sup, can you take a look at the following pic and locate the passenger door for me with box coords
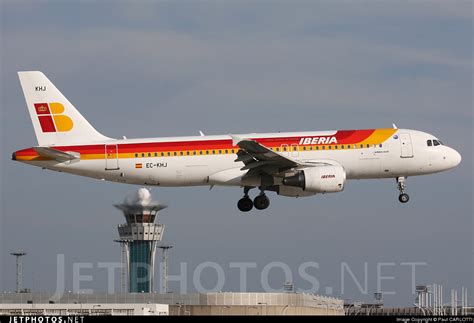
[399,133,414,158]
[105,144,120,170]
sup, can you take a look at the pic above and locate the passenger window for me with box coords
[161,152,164,157]
[303,146,306,151]
[316,146,319,150]
[427,140,432,147]
[199,151,203,155]
[225,149,228,154]
[309,146,313,151]
[141,153,145,157]
[174,152,177,156]
[193,151,196,155]
[154,152,158,157]
[293,146,297,151]
[366,144,370,148]
[335,145,338,150]
[186,151,190,156]
[341,145,344,149]
[135,153,138,157]
[219,150,222,154]
[180,152,183,156]
[328,146,332,150]
[276,148,280,152]
[360,144,363,149]
[379,144,382,148]
[283,147,287,152]
[148,153,151,157]
[322,146,325,150]
[212,150,215,154]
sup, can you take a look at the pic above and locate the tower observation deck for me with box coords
[115,188,167,293]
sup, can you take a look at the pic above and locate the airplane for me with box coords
[12,71,462,212]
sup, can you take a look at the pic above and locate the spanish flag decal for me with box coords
[135,163,142,169]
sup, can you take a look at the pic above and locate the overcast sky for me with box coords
[0,1,472,306]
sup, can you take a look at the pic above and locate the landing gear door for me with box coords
[399,133,414,158]
[105,144,120,170]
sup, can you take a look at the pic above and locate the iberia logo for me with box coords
[34,102,73,132]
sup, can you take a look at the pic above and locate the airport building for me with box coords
[0,292,344,315]
[0,303,168,316]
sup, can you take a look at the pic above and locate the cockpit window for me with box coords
[427,140,432,147]
[433,140,440,146]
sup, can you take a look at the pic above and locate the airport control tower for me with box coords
[115,188,167,293]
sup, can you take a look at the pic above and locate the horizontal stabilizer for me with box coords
[33,146,80,162]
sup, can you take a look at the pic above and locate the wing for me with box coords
[230,135,302,178]
[231,135,335,178]
[33,146,80,162]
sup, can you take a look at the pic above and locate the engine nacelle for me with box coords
[276,185,317,197]
[282,166,346,193]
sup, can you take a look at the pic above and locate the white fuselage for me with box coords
[14,128,461,193]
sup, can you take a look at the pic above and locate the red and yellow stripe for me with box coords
[13,129,397,161]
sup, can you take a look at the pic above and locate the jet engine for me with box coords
[282,165,346,193]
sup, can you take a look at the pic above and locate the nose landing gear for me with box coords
[396,177,410,203]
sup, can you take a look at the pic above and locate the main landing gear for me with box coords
[237,187,270,212]
[396,177,409,203]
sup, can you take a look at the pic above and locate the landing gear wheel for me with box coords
[238,197,253,212]
[253,194,270,210]
[396,177,410,204]
[399,193,409,203]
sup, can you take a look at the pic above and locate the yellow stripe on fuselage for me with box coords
[16,129,398,162]
[359,128,397,145]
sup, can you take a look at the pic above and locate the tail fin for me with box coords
[18,71,110,146]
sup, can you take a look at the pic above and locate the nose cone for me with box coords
[451,148,462,167]
[447,147,461,169]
